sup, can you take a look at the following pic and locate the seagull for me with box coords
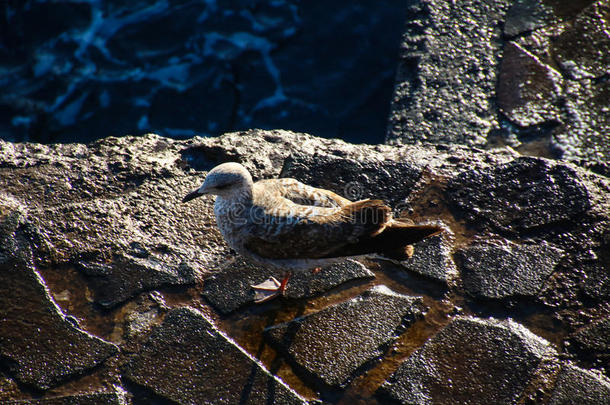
[183,162,442,302]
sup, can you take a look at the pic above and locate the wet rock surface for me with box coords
[387,0,609,171]
[265,286,425,389]
[0,135,228,308]
[553,76,610,171]
[4,389,128,405]
[0,211,118,390]
[570,317,610,354]
[548,363,610,405]
[203,257,374,314]
[568,316,610,374]
[446,157,590,233]
[123,307,306,405]
[1,129,608,403]
[497,41,563,128]
[398,233,456,283]
[503,0,558,38]
[387,0,511,146]
[552,1,610,81]
[77,256,196,308]
[457,241,563,299]
[379,317,556,404]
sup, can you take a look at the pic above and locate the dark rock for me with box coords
[1,129,609,402]
[203,257,374,314]
[398,233,456,283]
[0,135,229,307]
[508,13,610,167]
[581,256,610,300]
[577,223,610,302]
[287,260,375,299]
[548,363,610,405]
[552,1,610,80]
[539,243,610,316]
[570,316,610,354]
[4,388,128,404]
[497,42,563,127]
[379,316,556,404]
[280,152,422,208]
[553,77,610,165]
[387,0,512,146]
[123,307,306,405]
[0,370,21,402]
[513,24,564,68]
[446,157,590,233]
[457,241,563,299]
[385,0,609,173]
[77,256,195,308]
[265,285,426,388]
[123,292,167,342]
[0,211,118,390]
[504,0,557,37]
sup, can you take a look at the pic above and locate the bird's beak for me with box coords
[182,188,206,203]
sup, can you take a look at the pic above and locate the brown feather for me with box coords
[244,198,441,261]
[338,199,392,236]
[243,199,391,259]
[322,221,443,260]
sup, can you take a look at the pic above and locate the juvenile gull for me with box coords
[183,162,442,302]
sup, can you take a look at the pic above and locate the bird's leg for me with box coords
[278,271,291,295]
[251,272,292,303]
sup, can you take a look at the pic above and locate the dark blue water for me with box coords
[0,0,406,145]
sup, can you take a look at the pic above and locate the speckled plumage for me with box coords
[183,162,442,272]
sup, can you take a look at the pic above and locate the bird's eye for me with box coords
[215,183,230,190]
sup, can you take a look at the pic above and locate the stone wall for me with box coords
[1,0,609,403]
[387,0,609,173]
[1,130,609,403]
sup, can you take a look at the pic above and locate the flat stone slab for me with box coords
[265,285,426,388]
[0,135,231,308]
[386,0,511,146]
[379,316,555,404]
[506,2,610,168]
[552,1,610,80]
[446,157,590,233]
[5,389,128,404]
[549,363,610,405]
[570,316,610,353]
[568,316,610,371]
[581,260,610,300]
[123,307,306,405]
[504,0,557,38]
[398,233,456,283]
[0,211,118,390]
[457,241,563,299]
[497,41,563,127]
[202,257,374,314]
[76,254,196,308]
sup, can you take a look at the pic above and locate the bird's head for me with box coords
[182,162,253,202]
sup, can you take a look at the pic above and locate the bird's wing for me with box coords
[243,199,391,259]
[256,178,351,208]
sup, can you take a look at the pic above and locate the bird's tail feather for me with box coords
[328,200,443,259]
[373,221,443,260]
